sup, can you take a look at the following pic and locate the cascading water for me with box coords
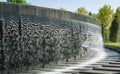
[0,2,108,73]
[40,21,107,74]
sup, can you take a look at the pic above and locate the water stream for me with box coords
[40,49,106,74]
[39,22,107,74]
[1,3,119,74]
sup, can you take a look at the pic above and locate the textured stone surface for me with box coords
[0,2,101,70]
[0,2,101,26]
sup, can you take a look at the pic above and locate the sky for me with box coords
[0,0,120,13]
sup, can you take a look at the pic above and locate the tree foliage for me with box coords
[92,14,97,18]
[97,5,113,41]
[77,7,88,15]
[7,0,28,4]
[110,7,120,42]
[115,7,120,25]
[97,5,113,28]
[88,12,92,16]
[109,18,119,42]
[60,7,66,11]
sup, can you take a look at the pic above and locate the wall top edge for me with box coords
[0,2,101,26]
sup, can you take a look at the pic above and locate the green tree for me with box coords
[97,5,113,42]
[88,12,97,18]
[110,7,120,42]
[92,14,97,18]
[60,7,66,11]
[116,7,120,25]
[89,12,92,16]
[77,7,88,15]
[7,0,28,4]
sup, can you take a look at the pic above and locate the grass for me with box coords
[104,43,120,47]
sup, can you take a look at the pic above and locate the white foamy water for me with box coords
[39,48,106,74]
[38,22,107,74]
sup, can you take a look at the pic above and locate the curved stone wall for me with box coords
[0,2,101,70]
[0,2,100,26]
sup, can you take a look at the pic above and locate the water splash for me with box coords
[40,48,106,74]
[39,22,107,74]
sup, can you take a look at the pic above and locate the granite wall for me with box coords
[0,2,101,70]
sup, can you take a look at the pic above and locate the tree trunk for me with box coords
[102,25,105,42]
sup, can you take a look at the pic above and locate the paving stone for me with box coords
[93,67,120,71]
[79,70,118,74]
[102,64,120,68]
[109,61,120,64]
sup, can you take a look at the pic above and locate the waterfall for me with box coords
[81,22,103,48]
[40,21,107,74]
